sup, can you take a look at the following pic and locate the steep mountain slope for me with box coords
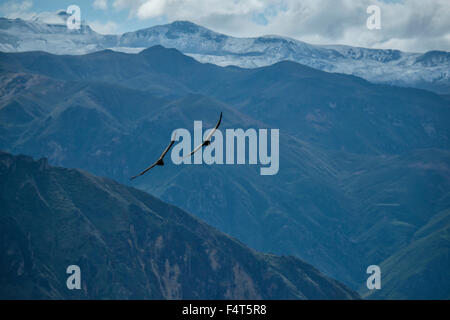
[0,17,448,93]
[0,151,358,299]
[0,47,449,298]
[360,208,450,299]
[0,71,358,287]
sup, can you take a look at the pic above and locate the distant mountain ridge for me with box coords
[0,17,449,93]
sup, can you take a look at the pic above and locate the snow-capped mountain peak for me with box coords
[0,17,448,93]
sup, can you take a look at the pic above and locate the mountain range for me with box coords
[0,16,449,94]
[0,151,359,299]
[0,45,449,299]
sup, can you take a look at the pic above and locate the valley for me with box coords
[0,46,448,298]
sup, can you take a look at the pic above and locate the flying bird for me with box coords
[183,112,222,159]
[130,132,177,180]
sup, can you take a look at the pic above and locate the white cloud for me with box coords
[93,0,108,11]
[0,0,33,18]
[112,0,450,52]
[137,0,166,18]
[0,1,68,24]
[90,20,119,34]
[2,0,448,52]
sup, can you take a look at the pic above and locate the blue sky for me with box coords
[0,0,448,52]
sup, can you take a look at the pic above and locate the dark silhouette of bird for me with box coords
[183,112,222,159]
[130,132,177,180]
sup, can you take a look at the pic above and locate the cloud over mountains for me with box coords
[0,0,449,52]
[112,0,450,52]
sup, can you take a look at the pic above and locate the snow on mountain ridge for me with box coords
[0,17,448,93]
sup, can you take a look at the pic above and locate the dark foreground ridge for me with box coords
[0,151,358,299]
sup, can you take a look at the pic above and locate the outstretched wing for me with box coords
[159,132,177,160]
[182,141,205,159]
[183,112,222,159]
[130,161,158,180]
